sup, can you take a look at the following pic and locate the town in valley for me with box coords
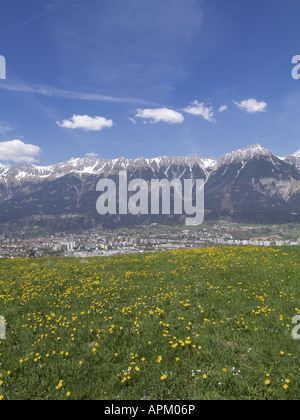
[1,221,299,259]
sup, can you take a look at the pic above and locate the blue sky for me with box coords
[0,0,300,166]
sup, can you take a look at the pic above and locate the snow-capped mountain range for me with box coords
[0,144,299,235]
[0,154,217,183]
[0,143,298,184]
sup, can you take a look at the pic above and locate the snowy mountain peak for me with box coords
[293,149,300,158]
[218,144,275,166]
[0,163,10,172]
[282,148,300,170]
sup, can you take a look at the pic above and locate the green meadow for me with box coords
[0,246,299,400]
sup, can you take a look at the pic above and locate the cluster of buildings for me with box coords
[0,222,299,259]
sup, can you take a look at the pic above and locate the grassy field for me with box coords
[0,246,299,400]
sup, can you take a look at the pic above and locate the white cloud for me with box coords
[218,105,228,113]
[57,114,113,131]
[234,98,267,114]
[0,140,41,163]
[86,152,98,158]
[183,100,215,122]
[128,117,137,125]
[135,108,184,124]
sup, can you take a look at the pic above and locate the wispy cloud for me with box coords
[85,152,98,158]
[0,125,14,134]
[0,81,156,105]
[128,117,137,125]
[218,105,228,113]
[0,2,60,35]
[183,100,215,123]
[16,8,53,28]
[52,0,204,91]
